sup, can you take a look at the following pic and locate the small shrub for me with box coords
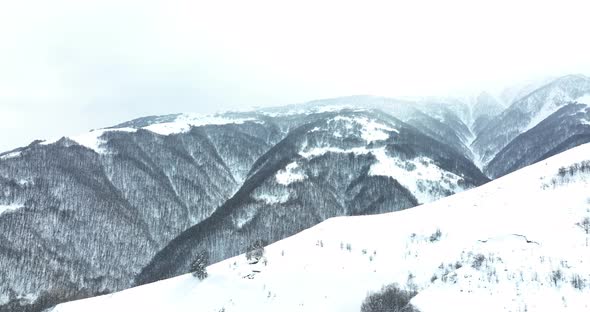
[577,217,590,235]
[430,274,438,283]
[551,269,563,287]
[472,254,486,270]
[571,274,586,290]
[360,284,420,312]
[429,229,442,242]
[246,240,267,262]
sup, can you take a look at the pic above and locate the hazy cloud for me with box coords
[1,0,589,151]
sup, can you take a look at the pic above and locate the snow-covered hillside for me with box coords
[53,143,590,312]
[38,113,258,154]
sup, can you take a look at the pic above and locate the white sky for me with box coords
[1,0,590,152]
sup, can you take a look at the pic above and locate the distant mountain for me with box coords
[471,74,590,166]
[486,102,590,178]
[261,95,475,160]
[499,76,556,106]
[471,92,505,137]
[135,110,487,285]
[53,141,590,312]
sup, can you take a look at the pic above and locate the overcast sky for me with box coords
[1,0,589,152]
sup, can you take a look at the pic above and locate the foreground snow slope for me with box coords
[54,144,590,312]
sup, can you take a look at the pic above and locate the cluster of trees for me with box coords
[360,283,419,312]
[558,160,590,177]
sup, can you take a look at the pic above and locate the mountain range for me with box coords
[1,74,590,312]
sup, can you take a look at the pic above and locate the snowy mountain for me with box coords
[499,76,557,107]
[262,95,475,160]
[134,110,487,286]
[0,106,484,312]
[0,116,284,312]
[5,78,590,312]
[53,142,590,312]
[486,102,590,178]
[471,74,590,166]
[470,92,505,137]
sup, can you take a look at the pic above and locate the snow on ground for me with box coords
[0,151,21,160]
[299,145,461,204]
[576,95,590,105]
[252,193,290,206]
[275,162,307,186]
[369,147,465,203]
[53,144,590,312]
[260,104,368,117]
[38,127,137,153]
[143,114,257,135]
[0,203,23,215]
[299,146,371,159]
[572,103,590,125]
[331,116,398,143]
[32,114,257,154]
[69,128,137,153]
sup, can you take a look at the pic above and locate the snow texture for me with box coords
[37,114,256,153]
[0,203,22,215]
[299,146,461,204]
[576,95,590,105]
[0,151,21,160]
[331,116,398,143]
[69,128,137,153]
[275,162,306,186]
[143,114,257,135]
[369,147,465,203]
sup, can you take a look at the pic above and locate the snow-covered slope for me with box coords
[54,143,590,312]
[36,113,258,154]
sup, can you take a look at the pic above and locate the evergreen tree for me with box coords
[191,250,209,280]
